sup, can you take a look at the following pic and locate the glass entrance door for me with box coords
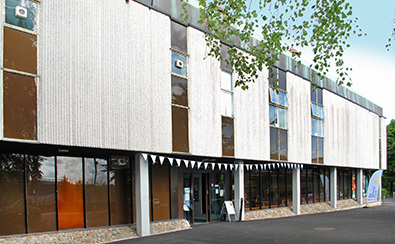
[210,173,225,221]
[192,173,208,223]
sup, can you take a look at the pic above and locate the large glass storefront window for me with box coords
[301,167,330,204]
[110,157,131,225]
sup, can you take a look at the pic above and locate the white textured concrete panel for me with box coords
[188,28,222,157]
[324,90,379,169]
[287,74,311,164]
[234,68,269,160]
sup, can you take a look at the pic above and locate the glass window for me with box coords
[171,51,187,77]
[5,0,38,32]
[269,67,277,87]
[286,169,293,206]
[270,170,279,207]
[278,170,286,207]
[318,106,325,119]
[313,169,320,202]
[110,156,131,225]
[317,119,323,137]
[269,105,278,127]
[171,75,188,107]
[278,69,286,90]
[279,91,288,107]
[211,173,225,220]
[317,88,323,105]
[27,155,56,233]
[4,27,37,74]
[222,117,234,157]
[312,118,317,136]
[269,88,279,104]
[307,169,313,203]
[172,106,189,152]
[0,153,26,235]
[260,170,270,208]
[279,108,287,129]
[319,169,325,202]
[250,171,260,210]
[311,87,316,103]
[221,91,233,117]
[318,137,324,164]
[3,71,37,140]
[220,45,232,70]
[312,136,317,163]
[279,129,287,161]
[171,21,187,53]
[85,158,109,228]
[244,172,251,210]
[270,128,279,160]
[301,170,307,204]
[151,163,170,221]
[221,70,233,91]
[57,157,84,230]
[311,103,318,117]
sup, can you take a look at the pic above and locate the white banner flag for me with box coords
[230,164,234,171]
[367,170,383,202]
[204,162,209,170]
[169,158,174,166]
[176,159,181,167]
[190,161,195,169]
[142,153,148,162]
[159,156,165,165]
[197,161,202,169]
[184,160,189,168]
[218,163,222,171]
[224,164,228,171]
[212,163,216,171]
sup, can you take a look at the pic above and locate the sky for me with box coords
[189,0,395,124]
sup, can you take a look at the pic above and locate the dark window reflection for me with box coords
[301,170,307,204]
[0,153,25,235]
[311,87,316,103]
[270,127,278,160]
[317,88,323,105]
[250,171,260,209]
[27,155,56,233]
[270,170,279,207]
[279,129,287,161]
[318,137,324,164]
[244,172,251,210]
[5,0,38,32]
[171,75,188,106]
[312,136,317,163]
[220,45,232,70]
[278,170,286,207]
[110,157,131,225]
[286,170,292,206]
[57,157,84,230]
[278,69,286,90]
[261,171,270,208]
[172,106,189,153]
[171,21,187,53]
[222,117,234,157]
[85,158,109,228]
[307,169,313,203]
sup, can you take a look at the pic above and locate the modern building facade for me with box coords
[0,0,387,237]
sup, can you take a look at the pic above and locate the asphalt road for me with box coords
[113,200,395,244]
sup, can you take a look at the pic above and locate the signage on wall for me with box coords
[220,201,237,222]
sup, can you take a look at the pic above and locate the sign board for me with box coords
[220,201,237,222]
[367,170,383,203]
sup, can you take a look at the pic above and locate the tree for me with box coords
[383,120,395,195]
[181,0,363,90]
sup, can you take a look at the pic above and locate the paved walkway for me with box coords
[114,199,395,244]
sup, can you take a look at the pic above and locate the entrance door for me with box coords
[192,173,209,223]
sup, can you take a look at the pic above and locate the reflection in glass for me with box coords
[312,118,317,136]
[57,157,84,230]
[152,163,170,221]
[269,88,279,104]
[220,45,232,70]
[318,106,325,119]
[261,171,270,208]
[317,120,323,137]
[325,169,330,201]
[4,27,37,74]
[278,69,286,90]
[27,156,56,233]
[211,173,225,220]
[268,67,277,87]
[278,170,286,207]
[311,87,316,103]
[279,108,287,129]
[171,75,188,107]
[279,91,288,107]
[317,88,323,105]
[172,106,189,152]
[0,153,25,235]
[313,169,320,202]
[85,158,109,228]
[270,127,278,160]
[279,129,287,161]
[269,105,278,126]
[319,169,325,202]
[244,172,251,210]
[250,171,260,209]
[311,104,318,117]
[171,21,187,53]
[312,136,317,163]
[222,117,234,156]
[270,170,279,207]
[5,0,38,31]
[301,170,307,204]
[171,51,187,77]
[221,70,233,91]
[286,170,293,206]
[110,158,131,225]
[318,137,324,164]
[307,169,313,203]
[221,91,233,117]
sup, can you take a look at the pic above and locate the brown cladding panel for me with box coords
[3,71,37,140]
[152,164,170,221]
[4,27,37,74]
[172,106,189,153]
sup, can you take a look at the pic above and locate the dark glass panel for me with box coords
[317,88,323,105]
[3,72,37,140]
[171,21,187,53]
[337,170,343,200]
[268,67,277,87]
[172,106,189,153]
[4,27,37,74]
[211,173,225,220]
[270,128,278,160]
[307,169,313,203]
[318,137,324,164]
[261,170,270,208]
[319,169,325,202]
[152,163,170,221]
[222,117,234,157]
[312,136,317,164]
[85,158,109,228]
[109,157,131,225]
[244,172,250,210]
[250,171,260,209]
[325,169,330,201]
[27,156,56,233]
[279,129,287,161]
[301,170,307,204]
[311,87,316,103]
[313,169,320,202]
[5,0,38,31]
[270,170,279,207]
[278,69,286,91]
[278,170,286,207]
[57,157,84,230]
[0,153,25,235]
[286,169,292,206]
[171,75,188,106]
[220,45,232,70]
[171,51,187,77]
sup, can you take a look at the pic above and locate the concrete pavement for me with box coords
[113,200,395,244]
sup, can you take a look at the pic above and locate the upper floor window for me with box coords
[221,68,234,157]
[311,86,324,164]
